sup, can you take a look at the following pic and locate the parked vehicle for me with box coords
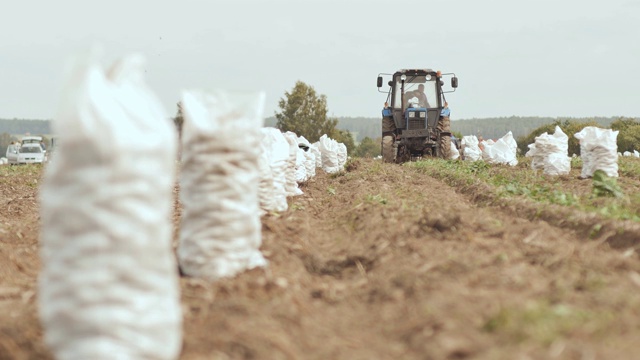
[17,143,46,164]
[6,144,20,164]
[21,136,43,146]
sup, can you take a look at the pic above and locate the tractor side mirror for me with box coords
[377,76,383,88]
[451,77,459,88]
[388,80,393,86]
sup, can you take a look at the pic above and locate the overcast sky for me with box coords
[1,0,639,121]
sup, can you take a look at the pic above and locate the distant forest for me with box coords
[265,116,624,143]
[0,119,51,136]
[1,115,629,144]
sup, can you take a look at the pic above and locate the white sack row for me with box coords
[38,51,350,360]
[524,126,621,178]
[460,132,518,166]
[460,126,624,178]
[39,53,182,360]
[256,129,347,213]
[524,126,620,177]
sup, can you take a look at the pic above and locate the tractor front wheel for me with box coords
[439,134,451,159]
[437,116,452,159]
[382,135,395,163]
[396,144,410,164]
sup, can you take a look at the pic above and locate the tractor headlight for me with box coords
[419,111,426,118]
[409,111,415,117]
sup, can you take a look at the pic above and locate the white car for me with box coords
[17,143,46,164]
[5,144,20,164]
[21,135,43,146]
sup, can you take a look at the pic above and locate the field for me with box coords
[2,157,640,359]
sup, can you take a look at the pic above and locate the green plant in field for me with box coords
[619,157,640,179]
[407,154,640,222]
[329,171,345,179]
[550,190,578,206]
[482,301,610,345]
[501,183,530,196]
[327,186,336,195]
[365,194,387,205]
[366,160,384,175]
[469,161,490,174]
[570,156,583,169]
[290,203,305,211]
[592,170,623,198]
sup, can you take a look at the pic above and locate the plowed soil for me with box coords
[2,159,640,360]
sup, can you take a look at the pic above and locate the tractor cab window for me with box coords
[393,75,438,111]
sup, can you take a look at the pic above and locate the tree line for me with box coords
[0,119,51,135]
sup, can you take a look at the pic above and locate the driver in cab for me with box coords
[405,84,430,108]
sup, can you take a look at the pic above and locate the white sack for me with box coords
[574,127,619,178]
[525,126,570,175]
[502,133,519,166]
[296,137,319,179]
[283,131,303,195]
[310,142,322,168]
[481,132,518,166]
[319,134,341,173]
[634,150,640,158]
[480,141,495,162]
[257,131,275,214]
[294,135,310,183]
[461,135,482,161]
[295,146,307,183]
[304,149,316,180]
[297,135,311,149]
[545,152,571,176]
[526,143,544,170]
[337,142,348,168]
[178,89,268,281]
[450,141,460,160]
[296,136,316,180]
[259,128,289,212]
[39,53,182,360]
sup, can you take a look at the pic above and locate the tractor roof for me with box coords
[395,69,436,75]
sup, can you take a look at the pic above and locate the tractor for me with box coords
[377,69,458,163]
